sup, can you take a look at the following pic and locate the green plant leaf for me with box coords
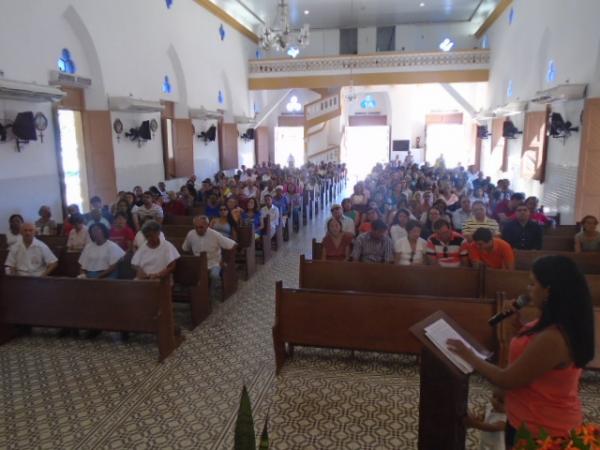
[258,415,269,450]
[234,386,256,450]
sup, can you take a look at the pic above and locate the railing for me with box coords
[249,49,490,75]
[305,93,341,122]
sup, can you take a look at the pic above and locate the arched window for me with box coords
[162,76,172,94]
[58,48,76,74]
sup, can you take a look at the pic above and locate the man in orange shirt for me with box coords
[469,227,515,270]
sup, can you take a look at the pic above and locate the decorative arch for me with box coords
[63,5,107,108]
[167,44,189,109]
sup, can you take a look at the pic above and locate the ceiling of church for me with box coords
[212,0,501,31]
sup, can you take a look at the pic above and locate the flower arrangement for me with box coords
[513,424,600,450]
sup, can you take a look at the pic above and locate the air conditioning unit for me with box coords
[108,96,165,113]
[234,115,256,125]
[49,71,92,89]
[474,109,496,121]
[494,101,528,117]
[531,84,587,104]
[189,107,224,120]
[0,78,66,103]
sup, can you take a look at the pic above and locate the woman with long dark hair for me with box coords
[448,255,595,447]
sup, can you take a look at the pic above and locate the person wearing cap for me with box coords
[351,220,394,264]
[326,204,355,235]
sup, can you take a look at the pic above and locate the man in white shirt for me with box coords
[182,215,236,287]
[452,196,472,232]
[326,204,355,234]
[260,181,275,206]
[132,192,164,230]
[5,222,58,276]
[131,221,179,280]
[260,195,280,239]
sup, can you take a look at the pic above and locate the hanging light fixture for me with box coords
[259,0,310,54]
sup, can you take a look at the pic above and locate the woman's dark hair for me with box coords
[392,208,411,226]
[9,214,24,223]
[405,219,421,233]
[70,213,85,225]
[114,212,128,221]
[525,255,595,368]
[326,217,343,232]
[89,222,110,242]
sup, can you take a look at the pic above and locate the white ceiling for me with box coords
[213,0,501,31]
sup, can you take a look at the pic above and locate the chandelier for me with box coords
[259,0,310,56]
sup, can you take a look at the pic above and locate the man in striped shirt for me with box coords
[461,201,500,241]
[351,220,394,264]
[426,219,469,267]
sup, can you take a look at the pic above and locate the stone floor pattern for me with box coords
[2,203,600,450]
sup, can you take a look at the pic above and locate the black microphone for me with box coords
[488,295,530,326]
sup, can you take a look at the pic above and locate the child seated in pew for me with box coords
[465,388,506,450]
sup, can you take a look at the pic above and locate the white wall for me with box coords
[483,0,600,223]
[192,119,220,181]
[0,0,256,231]
[0,101,62,230]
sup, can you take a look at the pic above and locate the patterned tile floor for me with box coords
[2,199,600,449]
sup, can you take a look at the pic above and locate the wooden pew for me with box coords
[162,225,193,238]
[236,224,256,280]
[256,215,272,264]
[545,225,578,237]
[515,250,600,274]
[484,268,600,306]
[311,239,323,260]
[221,248,238,300]
[164,215,194,226]
[172,254,211,329]
[298,256,482,299]
[272,282,496,374]
[0,234,7,249]
[542,235,574,251]
[0,272,182,362]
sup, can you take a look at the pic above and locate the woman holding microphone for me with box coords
[448,255,595,448]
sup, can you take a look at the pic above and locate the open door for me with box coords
[173,119,194,178]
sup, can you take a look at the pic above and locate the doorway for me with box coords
[57,109,88,212]
[343,126,390,184]
[274,126,304,168]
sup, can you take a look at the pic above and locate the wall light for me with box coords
[287,46,300,58]
[439,38,454,52]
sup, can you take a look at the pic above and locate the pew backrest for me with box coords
[515,250,600,274]
[299,256,482,298]
[542,236,574,252]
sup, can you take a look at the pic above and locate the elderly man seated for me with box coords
[182,215,236,291]
[326,203,355,235]
[131,221,179,281]
[5,222,58,276]
[351,220,394,263]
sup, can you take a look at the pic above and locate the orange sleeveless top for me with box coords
[506,321,582,437]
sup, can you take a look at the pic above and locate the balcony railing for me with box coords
[249,50,490,76]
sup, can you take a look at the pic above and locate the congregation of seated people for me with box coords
[320,156,598,268]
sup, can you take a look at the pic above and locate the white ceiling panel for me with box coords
[212,0,501,31]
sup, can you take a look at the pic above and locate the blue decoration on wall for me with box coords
[218,90,224,104]
[547,60,557,82]
[255,49,262,59]
[58,48,76,74]
[253,103,259,114]
[162,76,172,94]
[360,95,377,109]
[508,7,514,25]
[481,35,489,49]
[166,0,173,9]
[219,24,226,41]
[507,80,513,97]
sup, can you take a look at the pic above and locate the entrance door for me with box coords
[343,126,390,184]
[275,127,304,167]
[57,109,89,212]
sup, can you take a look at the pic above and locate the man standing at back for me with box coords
[5,222,58,276]
[182,216,236,291]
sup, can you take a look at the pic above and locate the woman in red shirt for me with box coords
[322,218,354,261]
[448,255,594,448]
[109,212,135,251]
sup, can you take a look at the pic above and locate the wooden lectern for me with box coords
[409,311,492,450]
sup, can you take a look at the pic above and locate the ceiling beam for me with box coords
[193,0,259,43]
[475,0,513,39]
